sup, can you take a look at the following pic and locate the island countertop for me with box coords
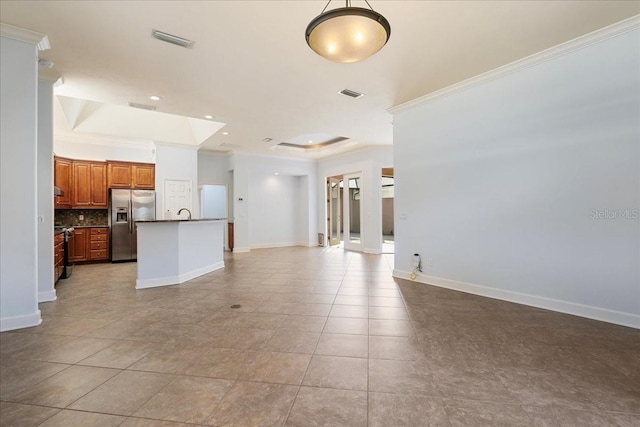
[136,218,227,223]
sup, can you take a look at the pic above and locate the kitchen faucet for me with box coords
[177,208,192,220]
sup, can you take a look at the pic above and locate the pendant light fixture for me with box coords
[305,0,391,63]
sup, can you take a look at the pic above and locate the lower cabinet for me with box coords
[54,233,64,283]
[89,228,109,260]
[69,227,109,262]
[68,229,88,263]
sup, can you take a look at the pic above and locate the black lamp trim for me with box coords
[305,7,391,46]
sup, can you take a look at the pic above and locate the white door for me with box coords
[343,172,363,252]
[164,179,192,219]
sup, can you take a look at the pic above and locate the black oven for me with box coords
[61,227,74,279]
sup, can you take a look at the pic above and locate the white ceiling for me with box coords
[1,1,638,158]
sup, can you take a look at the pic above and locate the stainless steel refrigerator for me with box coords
[110,189,155,261]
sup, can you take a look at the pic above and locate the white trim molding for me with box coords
[38,69,63,87]
[0,23,49,50]
[0,310,42,332]
[389,15,640,114]
[393,270,640,329]
[38,290,57,303]
[136,261,224,289]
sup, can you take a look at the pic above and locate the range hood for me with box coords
[54,186,63,196]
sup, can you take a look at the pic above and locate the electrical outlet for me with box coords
[425,257,433,267]
[79,214,84,221]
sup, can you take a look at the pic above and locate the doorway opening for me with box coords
[326,172,363,251]
[381,168,394,254]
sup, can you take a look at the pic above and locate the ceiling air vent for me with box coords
[339,89,364,99]
[128,102,157,111]
[152,29,195,49]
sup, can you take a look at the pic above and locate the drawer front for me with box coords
[91,228,108,235]
[91,234,108,242]
[54,248,62,266]
[90,241,107,250]
[90,249,108,260]
[55,234,64,244]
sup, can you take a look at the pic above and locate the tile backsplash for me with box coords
[55,209,108,226]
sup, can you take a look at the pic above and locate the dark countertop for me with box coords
[54,225,108,236]
[136,218,227,223]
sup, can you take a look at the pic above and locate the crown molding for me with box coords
[389,15,640,114]
[0,23,50,50]
[38,69,63,86]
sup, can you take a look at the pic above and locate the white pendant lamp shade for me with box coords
[306,7,391,63]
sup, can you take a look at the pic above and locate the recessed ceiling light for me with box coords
[222,132,229,135]
[274,172,279,175]
[308,140,313,144]
[149,95,161,101]
[204,115,213,119]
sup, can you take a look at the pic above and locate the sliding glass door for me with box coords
[343,172,363,252]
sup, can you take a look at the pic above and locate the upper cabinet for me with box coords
[54,156,73,209]
[107,161,155,189]
[72,161,107,208]
[55,156,154,209]
[132,163,155,189]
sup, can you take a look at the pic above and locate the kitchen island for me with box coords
[135,219,226,289]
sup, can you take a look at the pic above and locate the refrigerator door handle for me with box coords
[129,199,133,234]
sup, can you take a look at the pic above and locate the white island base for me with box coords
[136,220,225,289]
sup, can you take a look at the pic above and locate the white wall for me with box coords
[229,153,317,251]
[392,27,640,327]
[249,175,298,248]
[37,75,57,302]
[198,151,230,184]
[155,143,199,220]
[54,135,155,163]
[296,175,312,245]
[0,34,42,331]
[317,146,393,253]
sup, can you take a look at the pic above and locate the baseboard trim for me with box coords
[0,310,42,332]
[250,242,297,249]
[233,247,251,253]
[393,269,640,329]
[136,262,225,289]
[38,290,57,303]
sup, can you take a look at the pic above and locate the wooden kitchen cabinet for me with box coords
[54,157,73,209]
[69,228,109,263]
[89,227,109,260]
[68,228,88,262]
[132,164,155,189]
[54,233,64,283]
[107,162,133,188]
[107,161,155,189]
[72,161,107,208]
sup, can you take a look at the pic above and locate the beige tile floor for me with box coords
[1,247,639,426]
